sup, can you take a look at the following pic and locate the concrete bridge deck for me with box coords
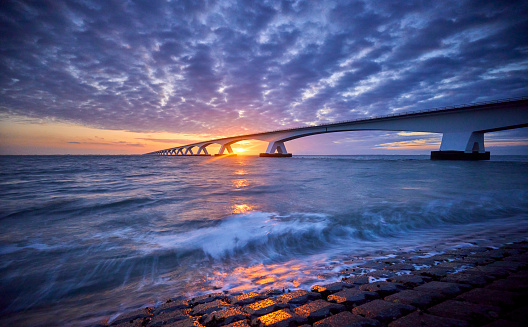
[145,97,528,160]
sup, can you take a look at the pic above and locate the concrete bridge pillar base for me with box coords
[214,153,237,157]
[431,151,490,160]
[262,141,292,157]
[259,153,292,157]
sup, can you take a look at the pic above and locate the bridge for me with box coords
[145,97,528,160]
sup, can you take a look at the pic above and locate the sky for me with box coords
[1,0,528,155]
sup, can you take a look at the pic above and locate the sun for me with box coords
[234,148,246,153]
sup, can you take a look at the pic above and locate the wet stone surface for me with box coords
[98,241,528,327]
[149,309,191,327]
[276,290,321,305]
[384,290,443,309]
[252,309,307,327]
[327,288,379,307]
[203,307,248,326]
[311,282,353,299]
[440,271,491,286]
[358,282,406,296]
[243,298,283,316]
[386,275,431,287]
[352,300,415,324]
[293,300,345,323]
[388,311,470,327]
[414,281,471,296]
[313,311,381,327]
[191,300,231,316]
[427,300,501,325]
[230,292,266,306]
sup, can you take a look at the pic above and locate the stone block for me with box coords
[154,299,190,315]
[427,254,455,262]
[427,300,500,325]
[251,309,307,327]
[359,262,389,270]
[381,258,404,265]
[352,300,415,324]
[149,308,191,327]
[243,298,283,316]
[471,249,510,259]
[414,281,471,296]
[327,288,379,307]
[452,256,495,265]
[294,300,345,322]
[229,292,265,306]
[203,307,248,326]
[485,260,526,272]
[502,253,528,262]
[165,317,205,327]
[384,290,443,309]
[358,282,406,296]
[224,320,251,327]
[313,311,381,327]
[111,307,153,325]
[383,263,415,271]
[503,305,528,323]
[466,266,510,278]
[260,289,284,296]
[190,300,231,316]
[481,319,525,327]
[366,270,397,279]
[441,271,491,286]
[311,282,352,298]
[342,275,370,286]
[388,311,469,327]
[276,290,321,305]
[190,292,227,305]
[407,257,436,266]
[112,320,144,327]
[435,262,474,269]
[456,288,518,308]
[387,274,431,287]
[486,277,528,292]
[418,267,453,279]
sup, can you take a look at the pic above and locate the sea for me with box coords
[1,155,527,326]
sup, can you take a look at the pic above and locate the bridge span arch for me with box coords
[147,97,528,160]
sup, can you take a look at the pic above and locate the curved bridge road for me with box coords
[146,97,528,160]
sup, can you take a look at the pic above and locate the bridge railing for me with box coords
[255,96,528,135]
[145,96,527,154]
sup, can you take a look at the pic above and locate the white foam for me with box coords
[144,211,330,258]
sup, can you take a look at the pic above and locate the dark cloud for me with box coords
[0,0,527,138]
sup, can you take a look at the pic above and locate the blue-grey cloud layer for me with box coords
[1,0,527,134]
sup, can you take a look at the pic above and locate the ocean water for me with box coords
[1,155,527,326]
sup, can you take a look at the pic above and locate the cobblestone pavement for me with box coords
[100,241,528,327]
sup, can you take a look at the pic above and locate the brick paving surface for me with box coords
[103,241,528,327]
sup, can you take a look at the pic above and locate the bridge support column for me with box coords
[184,147,194,155]
[260,141,292,157]
[197,146,209,155]
[215,144,237,156]
[432,132,490,160]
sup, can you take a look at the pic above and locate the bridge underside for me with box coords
[147,98,528,160]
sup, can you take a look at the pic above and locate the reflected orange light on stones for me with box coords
[259,310,293,325]
[212,262,307,293]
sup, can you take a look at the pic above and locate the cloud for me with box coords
[376,139,441,150]
[67,141,144,147]
[0,0,527,142]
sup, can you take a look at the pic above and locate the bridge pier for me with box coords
[260,141,292,157]
[215,144,237,156]
[432,131,490,160]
